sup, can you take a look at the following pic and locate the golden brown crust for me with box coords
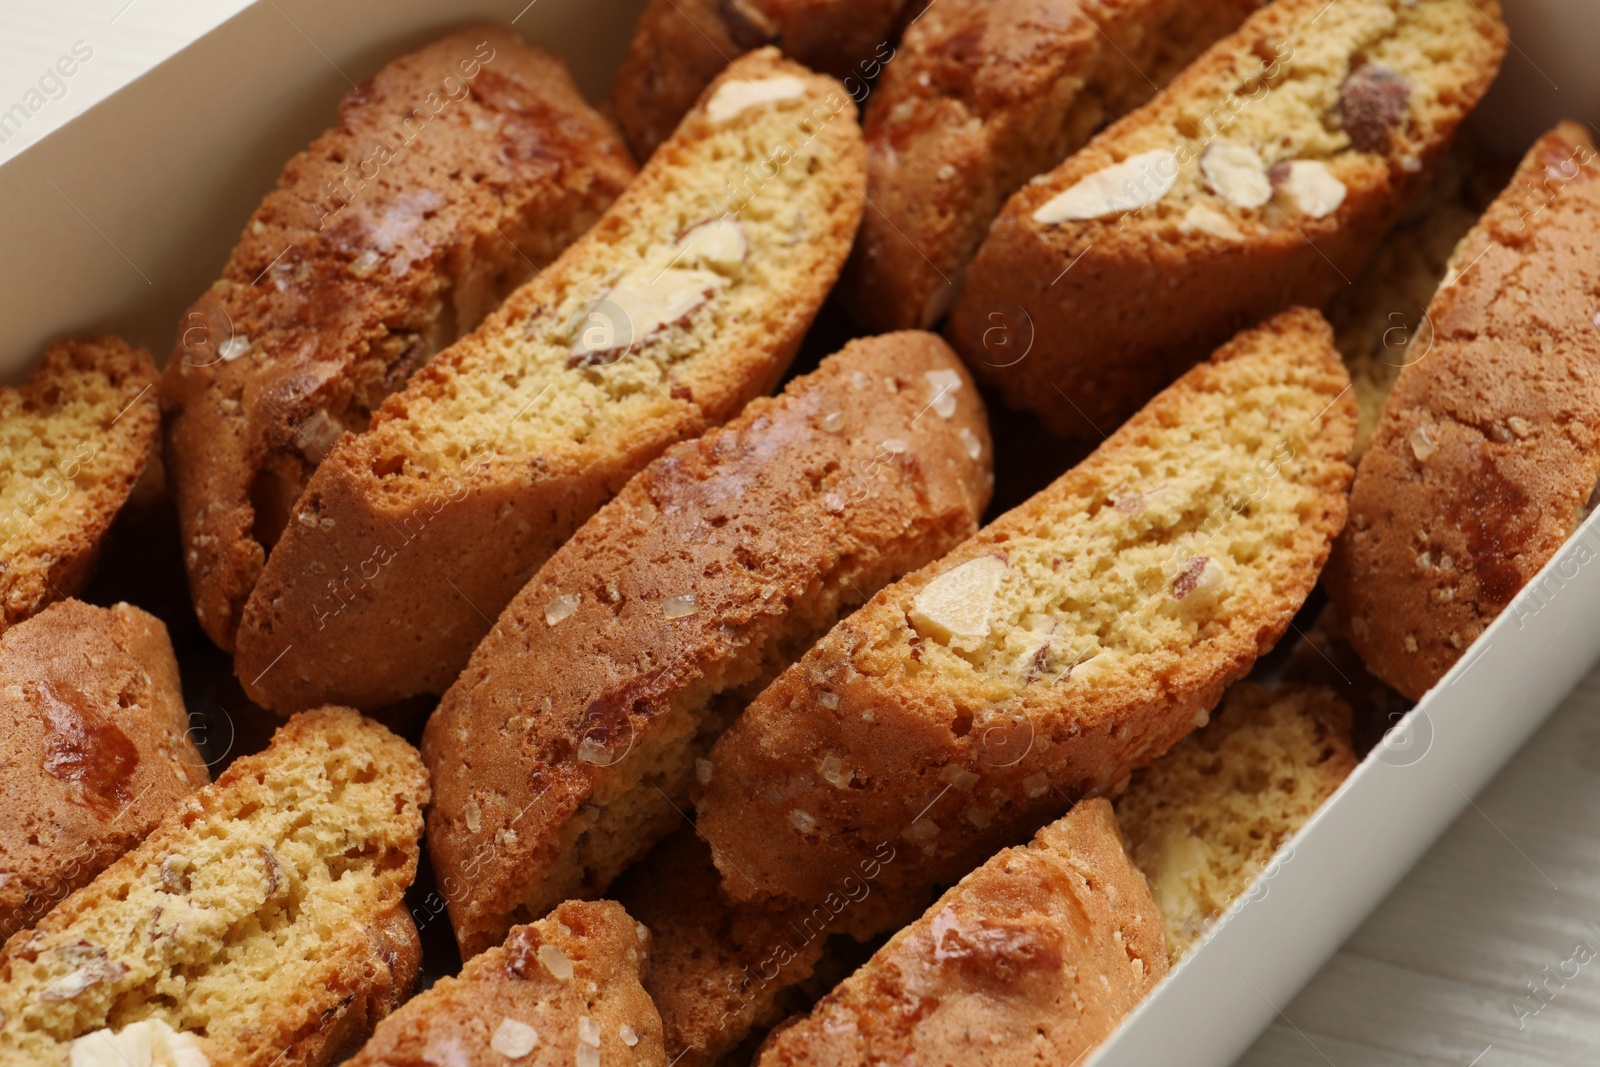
[946,0,1507,439]
[0,337,158,632]
[160,26,636,650]
[696,308,1354,919]
[235,49,866,715]
[0,600,207,943]
[608,0,914,161]
[1328,122,1600,700]
[1325,146,1489,457]
[843,0,1261,332]
[347,900,666,1067]
[423,333,991,958]
[0,707,429,1066]
[1115,682,1357,958]
[614,830,869,1067]
[283,901,425,1067]
[755,799,1166,1067]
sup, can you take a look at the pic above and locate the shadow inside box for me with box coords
[782,290,1095,523]
[408,843,464,994]
[1251,587,1415,760]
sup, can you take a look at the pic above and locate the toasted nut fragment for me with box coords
[1274,161,1347,219]
[1032,150,1179,223]
[68,1020,209,1067]
[491,1017,540,1057]
[1409,424,1438,462]
[1179,204,1245,242]
[544,594,580,626]
[159,854,192,894]
[41,951,127,1002]
[677,218,749,273]
[568,268,724,367]
[257,845,282,898]
[909,555,1008,648]
[1339,65,1411,153]
[1201,142,1272,209]
[1170,555,1229,609]
[705,75,807,122]
[537,943,574,980]
[924,368,963,418]
[959,427,983,460]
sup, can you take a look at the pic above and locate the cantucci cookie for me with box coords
[1,337,157,632]
[608,0,913,160]
[346,900,666,1067]
[842,0,1260,331]
[0,600,206,943]
[1327,149,1487,456]
[423,333,990,957]
[1329,122,1600,700]
[161,27,635,652]
[234,49,866,713]
[613,830,867,1067]
[0,708,429,1067]
[696,308,1354,917]
[754,799,1166,1067]
[1115,682,1357,959]
[947,0,1506,439]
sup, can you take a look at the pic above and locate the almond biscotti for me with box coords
[161,28,635,652]
[424,333,990,957]
[1115,682,1357,959]
[613,830,858,1067]
[608,0,914,161]
[1329,122,1600,700]
[0,708,429,1067]
[346,900,666,1067]
[755,798,1166,1067]
[842,0,1260,332]
[696,308,1355,917]
[0,600,207,944]
[1,337,157,632]
[947,0,1506,439]
[234,49,866,714]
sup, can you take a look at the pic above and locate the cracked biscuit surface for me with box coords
[0,707,429,1067]
[843,0,1262,332]
[161,27,636,651]
[1329,122,1600,699]
[0,600,207,945]
[423,333,991,958]
[234,48,866,715]
[754,799,1166,1067]
[607,0,918,162]
[696,308,1354,921]
[345,900,666,1067]
[947,0,1506,439]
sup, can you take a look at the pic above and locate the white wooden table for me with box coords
[6,4,1599,1063]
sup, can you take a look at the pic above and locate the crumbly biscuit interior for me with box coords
[1115,684,1356,958]
[0,350,142,559]
[369,74,851,481]
[895,339,1338,708]
[0,715,419,1061]
[1062,0,1500,227]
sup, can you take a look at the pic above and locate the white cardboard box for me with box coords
[0,1,1594,1063]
